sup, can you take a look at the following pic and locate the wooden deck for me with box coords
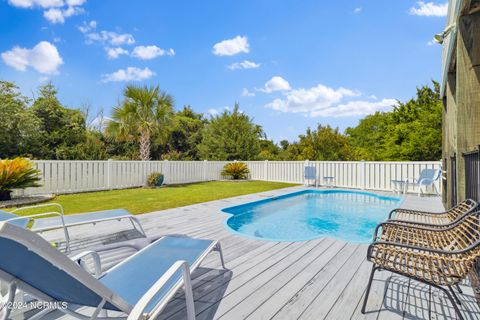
[40,187,479,320]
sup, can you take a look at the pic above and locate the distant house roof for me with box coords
[440,0,464,97]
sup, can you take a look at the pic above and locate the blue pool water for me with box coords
[222,190,401,243]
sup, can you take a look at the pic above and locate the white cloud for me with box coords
[101,67,155,83]
[78,20,96,33]
[106,47,128,59]
[241,88,255,97]
[79,22,135,46]
[66,0,85,5]
[85,30,135,46]
[427,40,436,46]
[212,35,250,56]
[1,41,63,74]
[264,83,362,117]
[43,8,63,23]
[208,106,242,116]
[8,0,64,8]
[43,6,82,24]
[228,60,260,70]
[9,0,85,23]
[89,115,112,131]
[310,99,397,118]
[258,76,291,93]
[409,2,448,17]
[207,108,221,116]
[131,45,175,60]
[353,7,362,14]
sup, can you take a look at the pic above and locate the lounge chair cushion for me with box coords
[31,208,132,231]
[100,236,214,312]
[0,235,112,310]
[0,210,29,228]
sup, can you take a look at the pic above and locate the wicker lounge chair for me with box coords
[388,199,478,228]
[361,211,480,320]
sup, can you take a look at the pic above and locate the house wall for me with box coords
[443,72,457,207]
[442,11,480,208]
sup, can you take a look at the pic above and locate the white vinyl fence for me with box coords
[20,160,442,196]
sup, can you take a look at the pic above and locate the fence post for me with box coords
[264,160,268,181]
[203,160,208,181]
[164,160,169,184]
[361,160,366,190]
[304,160,309,185]
[107,159,113,190]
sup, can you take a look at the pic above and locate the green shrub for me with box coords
[147,172,164,187]
[221,162,250,180]
[0,158,41,200]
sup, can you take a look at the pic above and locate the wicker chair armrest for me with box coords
[466,199,479,210]
[386,218,451,229]
[377,211,480,236]
[388,208,447,219]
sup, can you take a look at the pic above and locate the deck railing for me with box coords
[18,160,442,196]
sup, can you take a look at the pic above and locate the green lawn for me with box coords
[13,181,297,216]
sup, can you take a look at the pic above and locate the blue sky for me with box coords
[0,0,447,142]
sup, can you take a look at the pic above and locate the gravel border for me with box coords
[0,194,55,208]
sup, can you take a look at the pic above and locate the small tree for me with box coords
[286,124,354,161]
[32,83,87,159]
[198,104,263,160]
[0,81,41,158]
[107,85,174,160]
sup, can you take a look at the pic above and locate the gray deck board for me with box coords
[33,186,479,320]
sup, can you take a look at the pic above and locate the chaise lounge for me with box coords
[0,221,225,320]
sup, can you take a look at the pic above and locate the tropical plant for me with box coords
[221,162,250,180]
[107,85,174,160]
[147,172,164,187]
[0,158,41,200]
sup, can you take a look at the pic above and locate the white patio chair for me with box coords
[0,222,225,320]
[304,166,318,187]
[405,168,442,197]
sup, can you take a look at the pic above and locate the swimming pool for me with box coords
[222,190,401,243]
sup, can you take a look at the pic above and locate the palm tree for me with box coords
[107,85,173,160]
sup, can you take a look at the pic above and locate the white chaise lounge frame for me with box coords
[4,203,147,252]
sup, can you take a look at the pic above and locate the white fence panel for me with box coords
[19,160,441,196]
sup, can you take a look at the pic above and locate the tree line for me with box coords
[0,80,442,161]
